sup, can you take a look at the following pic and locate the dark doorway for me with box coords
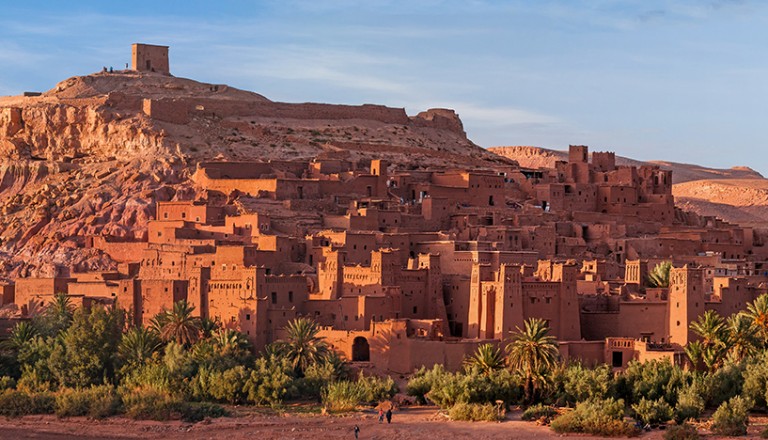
[612,351,623,368]
[297,186,304,199]
[488,195,494,206]
[146,60,151,70]
[352,336,370,361]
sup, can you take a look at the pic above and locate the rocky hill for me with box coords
[490,146,768,228]
[0,70,514,279]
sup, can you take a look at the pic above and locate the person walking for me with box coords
[386,408,392,424]
[353,424,360,439]
[378,408,384,423]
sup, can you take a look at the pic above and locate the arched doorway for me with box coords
[352,336,370,362]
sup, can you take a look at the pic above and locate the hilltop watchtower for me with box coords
[131,43,170,75]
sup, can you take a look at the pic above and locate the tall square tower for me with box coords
[131,43,170,75]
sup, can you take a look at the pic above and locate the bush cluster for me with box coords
[448,402,502,422]
[711,396,751,436]
[521,403,558,422]
[550,398,639,437]
[663,423,700,440]
[55,386,120,418]
[0,389,55,417]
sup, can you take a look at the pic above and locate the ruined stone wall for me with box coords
[145,97,411,125]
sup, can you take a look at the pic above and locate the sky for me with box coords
[1,1,767,173]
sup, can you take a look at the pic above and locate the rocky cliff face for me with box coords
[0,71,514,278]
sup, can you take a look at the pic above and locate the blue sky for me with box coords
[1,1,766,173]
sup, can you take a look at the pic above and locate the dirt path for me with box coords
[0,407,673,440]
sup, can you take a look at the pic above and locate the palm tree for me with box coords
[684,340,705,371]
[35,292,74,336]
[275,317,329,376]
[689,310,727,346]
[647,261,673,288]
[746,294,768,344]
[506,318,559,403]
[688,310,728,371]
[152,300,202,346]
[213,328,252,355]
[200,317,221,339]
[119,326,162,366]
[1,321,38,351]
[726,313,759,361]
[463,343,505,375]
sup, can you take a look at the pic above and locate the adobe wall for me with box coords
[580,301,668,342]
[559,340,605,366]
[319,320,490,374]
[0,284,14,306]
[90,237,147,263]
[15,278,75,311]
[144,97,410,125]
[143,99,188,124]
[67,281,118,298]
[137,279,188,325]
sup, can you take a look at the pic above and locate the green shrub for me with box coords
[521,403,557,422]
[742,352,768,408]
[704,363,744,408]
[632,397,673,425]
[55,386,120,418]
[711,396,751,436]
[406,364,521,408]
[0,376,16,390]
[173,401,228,422]
[448,402,502,422]
[663,423,700,440]
[557,363,614,405]
[120,386,179,420]
[406,365,448,404]
[674,385,705,423]
[295,361,335,399]
[322,380,365,412]
[244,356,296,405]
[205,366,249,404]
[0,390,55,417]
[356,372,398,404]
[551,398,638,437]
[617,359,688,406]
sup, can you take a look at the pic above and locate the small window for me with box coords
[412,306,418,314]
[288,291,294,302]
[271,292,277,304]
[245,314,251,320]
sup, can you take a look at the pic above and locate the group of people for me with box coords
[353,408,393,439]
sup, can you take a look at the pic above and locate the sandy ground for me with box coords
[0,407,673,440]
